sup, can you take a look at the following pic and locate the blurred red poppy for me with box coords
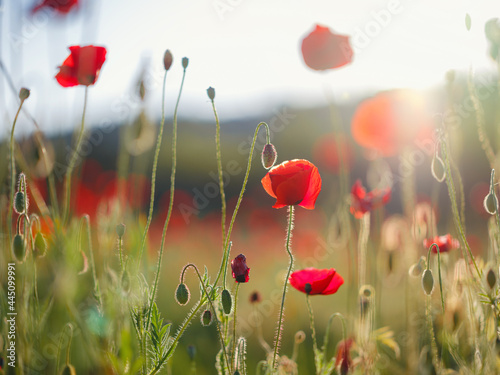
[261,159,321,209]
[56,45,107,87]
[312,133,354,174]
[351,90,433,157]
[231,254,250,283]
[289,268,344,295]
[301,25,353,71]
[335,338,354,374]
[423,234,459,253]
[350,180,391,219]
[32,0,78,14]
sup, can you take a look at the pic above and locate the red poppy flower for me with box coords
[301,24,353,71]
[351,90,434,157]
[231,254,250,283]
[261,159,322,209]
[32,0,78,14]
[350,180,391,219]
[56,45,107,87]
[423,234,459,253]
[289,268,344,295]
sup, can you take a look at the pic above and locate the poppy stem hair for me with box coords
[212,122,271,289]
[62,86,88,225]
[272,205,295,369]
[305,295,320,371]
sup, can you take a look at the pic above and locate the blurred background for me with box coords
[1,0,500,374]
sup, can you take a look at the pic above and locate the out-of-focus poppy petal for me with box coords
[423,234,459,253]
[350,180,391,218]
[32,0,78,14]
[55,45,107,87]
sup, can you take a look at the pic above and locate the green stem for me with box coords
[358,213,370,288]
[426,296,441,373]
[322,313,347,361]
[272,205,295,369]
[138,72,168,268]
[118,235,124,271]
[62,86,88,225]
[81,215,102,310]
[426,244,445,313]
[210,97,227,255]
[146,66,187,330]
[232,283,240,372]
[306,295,320,374]
[213,122,271,289]
[8,99,26,241]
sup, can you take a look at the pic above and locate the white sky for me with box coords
[1,0,499,136]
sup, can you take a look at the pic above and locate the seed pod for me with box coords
[201,309,212,326]
[19,87,30,101]
[422,269,435,295]
[12,234,26,263]
[61,364,76,375]
[175,283,190,305]
[182,57,189,69]
[221,289,232,315]
[163,50,173,71]
[487,268,497,289]
[116,223,126,238]
[261,143,277,169]
[33,232,47,257]
[431,154,445,183]
[207,87,215,100]
[14,191,26,214]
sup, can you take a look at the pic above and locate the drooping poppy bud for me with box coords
[422,269,434,295]
[12,234,26,263]
[175,283,190,305]
[182,57,189,69]
[484,170,498,215]
[295,331,306,344]
[221,289,232,315]
[207,86,215,100]
[33,232,47,258]
[261,143,277,169]
[231,254,250,283]
[163,50,173,71]
[487,268,497,289]
[201,309,212,326]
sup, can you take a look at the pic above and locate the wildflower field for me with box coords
[2,1,500,374]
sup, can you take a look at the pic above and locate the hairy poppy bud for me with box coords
[12,234,26,263]
[201,309,212,326]
[182,57,189,69]
[61,364,76,375]
[33,232,47,257]
[14,191,26,214]
[163,50,173,71]
[19,87,30,101]
[231,254,250,283]
[422,269,434,295]
[116,223,126,238]
[249,291,261,304]
[221,289,232,315]
[487,268,497,289]
[261,143,277,169]
[207,86,215,100]
[431,154,445,183]
[484,192,498,215]
[175,283,190,305]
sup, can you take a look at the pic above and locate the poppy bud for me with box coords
[304,283,312,295]
[249,291,261,304]
[231,254,250,283]
[187,345,196,360]
[19,87,30,101]
[409,257,425,278]
[207,86,215,100]
[163,50,173,71]
[14,191,26,214]
[138,81,146,101]
[295,331,306,344]
[221,289,232,315]
[261,143,277,169]
[121,270,131,294]
[116,223,126,238]
[484,191,498,215]
[12,234,26,263]
[61,364,76,375]
[182,57,189,69]
[487,268,497,289]
[422,269,434,295]
[201,309,212,326]
[431,154,446,183]
[33,232,47,258]
[175,283,190,305]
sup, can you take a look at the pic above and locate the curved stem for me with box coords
[231,282,240,372]
[138,72,168,268]
[146,66,186,331]
[8,99,26,241]
[213,122,271,289]
[62,86,88,225]
[272,205,295,369]
[322,313,347,360]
